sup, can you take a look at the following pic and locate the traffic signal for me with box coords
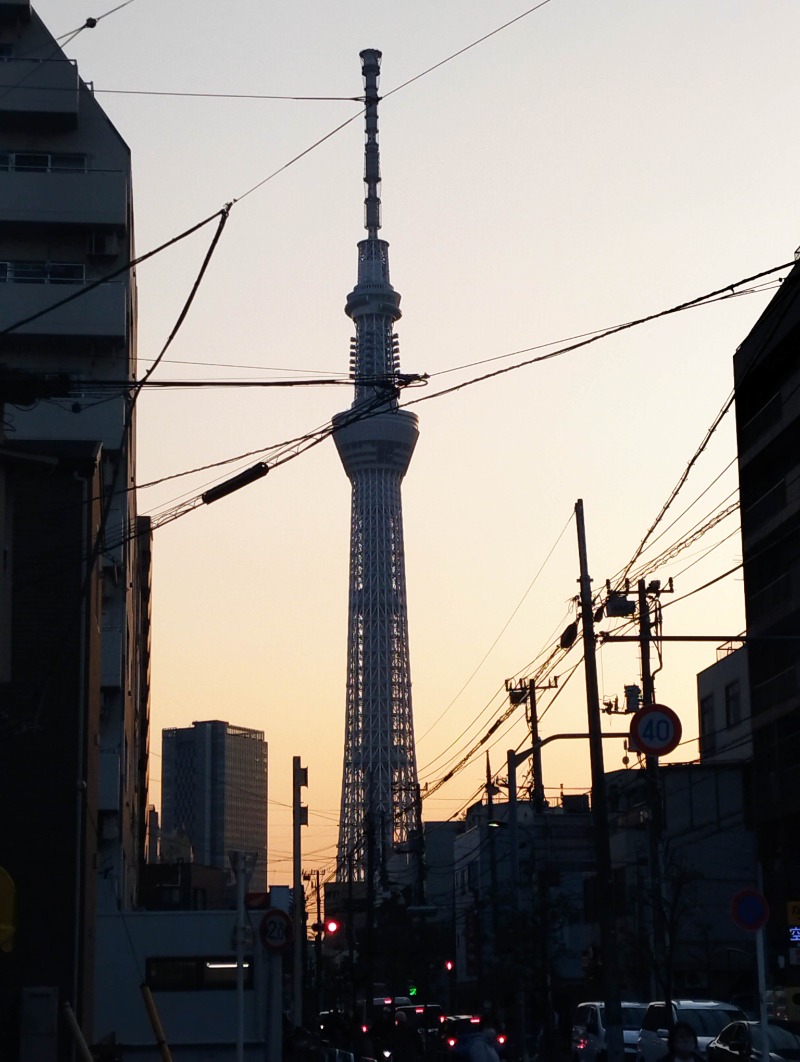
[444,959,454,972]
[313,917,343,943]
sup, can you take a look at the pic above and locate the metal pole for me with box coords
[315,870,323,1014]
[139,985,175,1062]
[638,580,667,1001]
[575,499,624,1062]
[293,757,308,1029]
[348,853,357,1022]
[485,753,500,969]
[528,684,546,812]
[507,750,528,1062]
[62,1003,95,1062]
[235,851,246,1062]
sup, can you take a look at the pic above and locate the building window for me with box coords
[0,151,87,172]
[700,694,716,757]
[0,261,85,284]
[145,956,254,992]
[725,681,742,728]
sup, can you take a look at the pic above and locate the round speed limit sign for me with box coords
[259,909,293,952]
[629,703,682,757]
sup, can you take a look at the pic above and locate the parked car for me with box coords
[707,1020,800,1062]
[637,1001,747,1062]
[396,1003,446,1032]
[438,1016,508,1060]
[572,1001,648,1062]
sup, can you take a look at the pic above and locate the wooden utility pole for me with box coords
[575,499,624,1062]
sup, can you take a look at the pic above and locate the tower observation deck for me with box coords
[333,49,420,882]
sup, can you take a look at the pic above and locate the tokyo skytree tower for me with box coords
[333,49,420,882]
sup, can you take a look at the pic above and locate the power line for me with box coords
[399,263,797,419]
[0,206,227,336]
[615,392,735,587]
[416,508,573,744]
[381,0,557,102]
[55,0,141,43]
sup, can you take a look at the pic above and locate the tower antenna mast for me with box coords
[333,50,420,884]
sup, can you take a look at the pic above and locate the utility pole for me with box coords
[485,752,501,977]
[506,678,556,811]
[505,675,548,1062]
[413,783,426,905]
[575,499,624,1062]
[638,579,668,1002]
[347,852,357,1022]
[292,758,308,1029]
[230,849,257,1062]
[313,870,323,1014]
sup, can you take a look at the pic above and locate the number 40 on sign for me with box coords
[629,703,682,757]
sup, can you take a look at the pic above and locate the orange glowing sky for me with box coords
[36,0,800,884]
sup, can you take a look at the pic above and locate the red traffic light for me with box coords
[444,959,454,971]
[324,918,340,934]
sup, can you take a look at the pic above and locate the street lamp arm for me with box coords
[510,731,629,768]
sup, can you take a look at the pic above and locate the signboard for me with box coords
[259,908,293,952]
[629,704,682,757]
[731,889,770,932]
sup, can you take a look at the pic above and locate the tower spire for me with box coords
[333,50,420,886]
[360,48,382,239]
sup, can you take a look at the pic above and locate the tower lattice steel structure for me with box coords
[333,49,420,882]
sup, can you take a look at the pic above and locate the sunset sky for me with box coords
[36,0,800,884]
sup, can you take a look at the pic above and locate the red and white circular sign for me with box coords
[259,908,293,951]
[629,703,682,757]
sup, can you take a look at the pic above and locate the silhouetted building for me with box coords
[161,721,268,891]
[0,3,146,1057]
[697,644,752,763]
[734,258,800,976]
[138,863,230,911]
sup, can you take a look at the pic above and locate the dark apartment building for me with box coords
[734,258,800,970]
[0,2,148,1057]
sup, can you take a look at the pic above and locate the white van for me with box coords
[572,1002,648,1062]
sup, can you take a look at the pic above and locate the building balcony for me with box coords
[0,169,129,227]
[101,628,123,688]
[99,750,121,812]
[0,58,79,129]
[0,279,128,339]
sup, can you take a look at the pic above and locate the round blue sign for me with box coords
[731,889,769,931]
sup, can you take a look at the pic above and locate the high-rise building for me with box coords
[161,721,268,891]
[0,3,147,1054]
[733,259,800,972]
[333,50,420,882]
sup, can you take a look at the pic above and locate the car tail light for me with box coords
[447,1039,457,1048]
[576,1039,589,1050]
[469,1017,481,1025]
[497,1035,507,1046]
